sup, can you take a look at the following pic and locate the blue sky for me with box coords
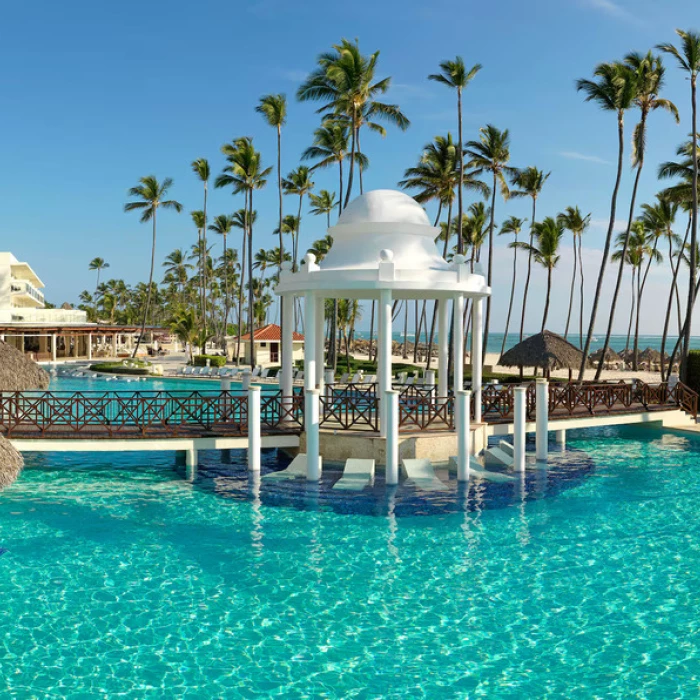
[2,0,698,334]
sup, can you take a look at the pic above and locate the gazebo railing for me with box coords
[319,391,379,431]
[399,395,454,431]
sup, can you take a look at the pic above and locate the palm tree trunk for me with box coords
[661,214,691,379]
[402,301,409,359]
[426,202,452,369]
[133,208,157,358]
[248,190,255,369]
[277,124,286,373]
[338,159,344,220]
[565,234,577,338]
[579,111,626,381]
[624,269,634,360]
[202,183,208,340]
[633,263,643,370]
[681,74,698,382]
[343,108,357,208]
[542,266,552,331]
[357,128,364,195]
[578,235,585,348]
[295,195,303,271]
[457,88,464,256]
[223,234,230,333]
[519,197,537,342]
[500,235,518,356]
[483,171,497,359]
[594,113,647,381]
[236,208,247,367]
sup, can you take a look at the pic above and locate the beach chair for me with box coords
[260,368,270,379]
[333,459,375,491]
[251,367,261,378]
[296,371,304,382]
[396,372,408,385]
[402,458,448,491]
[262,453,320,480]
[350,372,362,384]
[364,374,376,384]
[338,372,350,384]
[404,375,415,386]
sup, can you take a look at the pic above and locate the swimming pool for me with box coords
[1,423,699,696]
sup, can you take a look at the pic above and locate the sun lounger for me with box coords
[404,375,415,386]
[333,458,375,491]
[350,372,362,384]
[338,373,349,384]
[448,456,515,483]
[364,374,376,384]
[251,367,261,378]
[402,458,448,491]
[263,453,320,480]
[260,368,270,379]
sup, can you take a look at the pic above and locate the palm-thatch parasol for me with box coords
[0,341,50,392]
[499,330,584,376]
[638,347,663,363]
[0,341,50,491]
[590,347,622,366]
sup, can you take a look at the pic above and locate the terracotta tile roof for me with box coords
[239,324,304,342]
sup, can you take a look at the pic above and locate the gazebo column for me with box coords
[453,294,464,397]
[471,296,483,423]
[281,294,294,404]
[438,299,449,399]
[315,296,325,390]
[379,289,392,437]
[87,333,93,361]
[111,334,117,357]
[304,292,316,392]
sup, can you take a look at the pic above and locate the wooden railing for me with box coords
[399,396,454,431]
[0,390,303,438]
[320,390,379,431]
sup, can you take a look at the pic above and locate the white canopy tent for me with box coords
[274,189,491,479]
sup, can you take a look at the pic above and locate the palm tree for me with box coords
[428,57,482,255]
[302,121,366,218]
[170,308,198,362]
[514,217,565,331]
[282,166,314,270]
[190,209,207,330]
[229,208,256,364]
[510,167,551,341]
[558,206,591,346]
[256,94,287,271]
[658,30,700,379]
[88,258,109,297]
[162,249,192,303]
[499,216,526,355]
[308,190,338,228]
[216,138,271,368]
[576,61,638,379]
[124,176,182,357]
[208,214,235,330]
[307,234,334,262]
[595,52,679,380]
[191,159,210,332]
[464,125,515,355]
[297,38,409,207]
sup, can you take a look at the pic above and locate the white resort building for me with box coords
[226,323,304,366]
[0,251,162,361]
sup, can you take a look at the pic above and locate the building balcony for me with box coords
[11,280,45,308]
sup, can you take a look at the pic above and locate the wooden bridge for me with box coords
[0,381,695,441]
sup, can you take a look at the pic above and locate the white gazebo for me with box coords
[275,189,490,482]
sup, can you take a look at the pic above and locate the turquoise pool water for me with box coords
[2,425,700,697]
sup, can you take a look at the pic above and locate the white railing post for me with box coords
[513,386,527,472]
[248,386,261,472]
[305,388,321,481]
[535,378,549,462]
[385,390,399,485]
[456,390,471,482]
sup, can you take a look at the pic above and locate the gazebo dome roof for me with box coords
[275,188,489,301]
[336,189,431,228]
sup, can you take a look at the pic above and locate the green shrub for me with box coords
[686,350,700,394]
[193,354,226,368]
[90,361,151,376]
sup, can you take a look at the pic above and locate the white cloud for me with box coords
[590,217,628,232]
[388,83,434,101]
[559,151,611,165]
[580,0,643,25]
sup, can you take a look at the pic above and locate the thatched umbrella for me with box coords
[499,330,584,378]
[0,341,50,392]
[0,341,50,491]
[590,347,622,367]
[639,347,662,363]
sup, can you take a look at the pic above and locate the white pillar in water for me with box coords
[385,389,399,485]
[315,297,325,390]
[513,386,527,472]
[378,288,392,437]
[453,295,464,434]
[304,293,317,393]
[248,386,261,472]
[555,429,566,448]
[438,299,449,399]
[456,390,471,481]
[471,297,484,424]
[281,293,294,403]
[305,388,321,481]
[535,378,549,462]
[185,447,198,481]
